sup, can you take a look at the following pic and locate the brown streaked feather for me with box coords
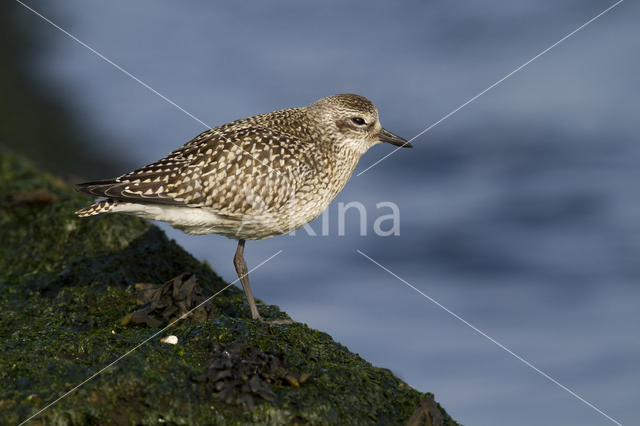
[75,110,322,214]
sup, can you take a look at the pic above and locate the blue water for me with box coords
[18,1,640,424]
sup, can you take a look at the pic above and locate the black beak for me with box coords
[379,128,413,148]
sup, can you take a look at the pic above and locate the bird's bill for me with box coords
[379,128,413,148]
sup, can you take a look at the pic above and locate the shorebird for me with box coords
[76,94,412,323]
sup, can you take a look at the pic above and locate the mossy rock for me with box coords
[0,153,460,425]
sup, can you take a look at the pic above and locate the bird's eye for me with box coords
[351,117,366,126]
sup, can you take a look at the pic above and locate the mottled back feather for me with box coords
[76,108,325,217]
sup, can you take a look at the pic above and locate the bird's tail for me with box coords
[75,200,117,217]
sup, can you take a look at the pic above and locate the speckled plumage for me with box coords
[76,94,411,322]
[76,94,410,240]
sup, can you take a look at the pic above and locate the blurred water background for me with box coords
[8,1,639,425]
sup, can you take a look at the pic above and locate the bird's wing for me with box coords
[75,123,319,217]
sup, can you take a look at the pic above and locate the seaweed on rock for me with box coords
[0,153,460,425]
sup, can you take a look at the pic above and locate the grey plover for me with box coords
[76,94,412,322]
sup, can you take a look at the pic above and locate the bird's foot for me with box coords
[253,314,293,325]
[264,318,294,325]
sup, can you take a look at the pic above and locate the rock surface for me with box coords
[0,153,460,425]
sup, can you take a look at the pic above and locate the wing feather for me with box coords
[75,118,319,215]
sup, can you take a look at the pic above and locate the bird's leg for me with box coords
[233,239,264,322]
[232,240,293,325]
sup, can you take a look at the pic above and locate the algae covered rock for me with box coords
[0,153,460,425]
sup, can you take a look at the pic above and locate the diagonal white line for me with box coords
[14,0,295,183]
[14,0,211,129]
[357,250,623,426]
[357,0,624,177]
[19,250,283,426]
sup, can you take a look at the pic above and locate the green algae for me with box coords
[0,153,461,425]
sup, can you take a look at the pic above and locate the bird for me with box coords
[75,93,412,323]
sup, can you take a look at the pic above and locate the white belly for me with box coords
[109,199,327,241]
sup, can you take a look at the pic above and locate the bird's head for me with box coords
[305,93,412,155]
